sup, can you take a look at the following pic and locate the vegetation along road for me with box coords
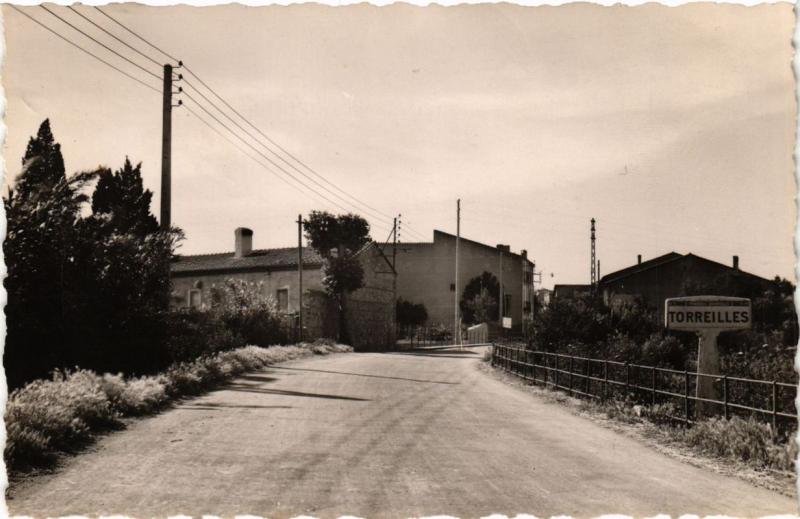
[9,346,795,517]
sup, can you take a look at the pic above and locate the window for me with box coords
[277,288,289,312]
[504,294,511,317]
[450,283,456,292]
[188,289,202,309]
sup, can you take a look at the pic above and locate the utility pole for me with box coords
[455,199,461,347]
[160,64,173,230]
[499,248,504,337]
[590,218,597,288]
[393,216,398,270]
[297,214,304,342]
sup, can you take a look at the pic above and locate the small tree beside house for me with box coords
[303,211,371,344]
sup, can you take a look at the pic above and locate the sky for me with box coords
[2,3,796,289]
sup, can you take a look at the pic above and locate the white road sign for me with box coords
[664,296,751,331]
[502,317,512,329]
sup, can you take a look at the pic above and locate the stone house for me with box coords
[170,227,397,349]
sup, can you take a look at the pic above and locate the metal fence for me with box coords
[396,324,454,347]
[491,344,797,432]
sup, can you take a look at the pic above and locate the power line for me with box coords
[39,5,161,82]
[93,6,180,64]
[182,64,396,222]
[67,5,164,68]
[9,6,160,94]
[181,77,395,228]
[91,7,427,238]
[181,92,392,235]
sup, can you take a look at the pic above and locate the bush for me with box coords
[5,342,353,472]
[210,279,288,347]
[165,310,246,363]
[680,416,797,472]
[5,369,120,468]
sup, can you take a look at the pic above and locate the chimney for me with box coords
[496,244,511,253]
[521,249,528,259]
[234,227,253,258]
[637,254,642,265]
[733,255,739,270]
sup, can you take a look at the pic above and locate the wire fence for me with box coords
[396,324,455,347]
[491,344,797,433]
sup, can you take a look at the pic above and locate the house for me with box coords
[387,230,535,333]
[170,227,397,349]
[552,284,592,302]
[599,252,773,321]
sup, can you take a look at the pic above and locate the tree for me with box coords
[3,120,94,386]
[91,157,159,236]
[460,272,500,324]
[304,211,371,343]
[4,120,184,386]
[464,288,497,325]
[75,157,183,374]
[396,298,428,327]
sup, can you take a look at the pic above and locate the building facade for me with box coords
[599,252,773,321]
[170,227,397,349]
[388,230,535,332]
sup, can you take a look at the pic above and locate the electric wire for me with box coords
[9,6,161,94]
[93,5,180,63]
[67,5,165,68]
[89,7,428,238]
[40,5,161,82]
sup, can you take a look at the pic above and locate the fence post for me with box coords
[585,360,590,396]
[569,356,574,395]
[625,362,630,396]
[772,380,778,434]
[684,370,689,424]
[723,375,729,420]
[603,360,608,401]
[651,366,656,406]
[543,353,548,386]
[555,355,559,389]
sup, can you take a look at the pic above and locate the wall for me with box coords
[391,231,534,331]
[344,243,397,350]
[602,256,771,322]
[171,267,324,313]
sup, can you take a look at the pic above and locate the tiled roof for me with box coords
[599,252,683,284]
[171,246,324,274]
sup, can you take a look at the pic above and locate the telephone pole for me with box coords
[454,199,461,347]
[297,214,304,342]
[590,218,597,288]
[392,216,398,270]
[160,64,173,229]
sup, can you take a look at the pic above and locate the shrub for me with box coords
[6,342,353,472]
[165,310,245,363]
[680,416,797,472]
[5,369,120,469]
[210,279,288,347]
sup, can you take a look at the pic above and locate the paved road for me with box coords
[9,347,797,517]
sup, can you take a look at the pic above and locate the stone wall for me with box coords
[344,243,397,350]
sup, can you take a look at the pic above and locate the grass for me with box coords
[5,339,352,472]
[486,348,797,477]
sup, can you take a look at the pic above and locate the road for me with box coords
[9,347,796,517]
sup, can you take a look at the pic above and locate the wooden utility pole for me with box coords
[499,248,504,335]
[454,200,461,346]
[160,64,173,229]
[297,214,304,342]
[392,217,398,270]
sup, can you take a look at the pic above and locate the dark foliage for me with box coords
[396,298,428,327]
[460,272,500,324]
[4,120,183,388]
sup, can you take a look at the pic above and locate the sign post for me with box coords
[665,296,751,417]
